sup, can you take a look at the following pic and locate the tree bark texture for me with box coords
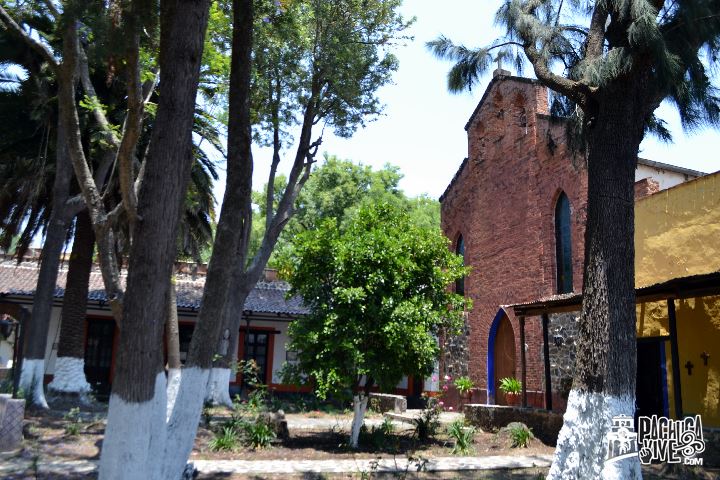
[47,210,95,396]
[20,115,74,408]
[548,78,648,480]
[99,1,211,478]
[187,0,254,372]
[165,276,181,371]
[110,0,211,405]
[56,210,95,360]
[159,3,254,476]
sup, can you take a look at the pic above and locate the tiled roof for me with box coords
[0,260,307,316]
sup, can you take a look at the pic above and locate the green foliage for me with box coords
[453,376,475,395]
[447,419,475,455]
[280,201,469,398]
[63,407,83,436]
[241,417,276,449]
[361,416,396,450]
[209,426,240,451]
[252,155,440,268]
[498,377,522,395]
[429,0,720,143]
[413,403,441,442]
[505,422,534,448]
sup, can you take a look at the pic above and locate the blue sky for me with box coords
[237,0,720,202]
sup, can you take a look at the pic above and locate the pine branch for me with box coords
[0,5,59,72]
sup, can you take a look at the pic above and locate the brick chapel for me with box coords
[439,70,704,411]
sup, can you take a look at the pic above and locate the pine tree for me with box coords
[429,1,719,478]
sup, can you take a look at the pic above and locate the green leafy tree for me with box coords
[281,202,469,448]
[429,1,720,477]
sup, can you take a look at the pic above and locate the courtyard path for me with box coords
[0,453,553,478]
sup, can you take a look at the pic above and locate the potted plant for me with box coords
[453,376,475,407]
[498,377,522,406]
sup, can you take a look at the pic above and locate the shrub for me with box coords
[413,404,440,442]
[242,418,276,449]
[64,407,82,436]
[447,419,475,455]
[506,422,533,448]
[361,417,396,451]
[498,377,522,395]
[209,426,239,451]
[453,376,475,396]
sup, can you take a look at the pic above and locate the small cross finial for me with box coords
[497,56,503,71]
[685,361,694,376]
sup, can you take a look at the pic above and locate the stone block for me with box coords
[463,403,563,445]
[369,393,407,413]
[0,393,25,452]
[259,409,289,440]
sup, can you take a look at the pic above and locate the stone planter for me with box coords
[0,393,26,452]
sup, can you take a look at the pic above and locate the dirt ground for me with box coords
[3,406,719,479]
[17,407,552,462]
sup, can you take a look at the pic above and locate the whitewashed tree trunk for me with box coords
[165,368,182,421]
[47,357,92,394]
[547,390,641,479]
[161,367,211,480]
[349,394,369,449]
[99,373,168,480]
[19,359,48,409]
[205,367,233,407]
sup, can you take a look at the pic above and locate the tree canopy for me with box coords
[281,201,468,398]
[251,154,440,267]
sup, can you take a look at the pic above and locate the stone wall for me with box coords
[546,312,580,412]
[463,403,564,445]
[441,316,470,381]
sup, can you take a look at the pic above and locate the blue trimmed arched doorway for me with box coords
[487,309,516,405]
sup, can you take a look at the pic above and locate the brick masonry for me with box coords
[440,74,589,405]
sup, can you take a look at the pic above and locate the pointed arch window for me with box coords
[456,235,465,296]
[555,192,573,294]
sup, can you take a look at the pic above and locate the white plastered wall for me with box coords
[636,164,696,191]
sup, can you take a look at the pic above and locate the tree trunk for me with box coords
[548,81,646,480]
[48,210,95,398]
[165,276,182,419]
[205,278,252,407]
[166,276,181,371]
[350,378,374,449]
[160,2,254,478]
[19,116,74,409]
[98,1,211,478]
[350,394,369,449]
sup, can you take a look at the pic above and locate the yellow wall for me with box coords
[634,172,720,427]
[635,172,720,287]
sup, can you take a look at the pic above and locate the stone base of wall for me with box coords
[0,393,25,452]
[463,403,563,446]
[703,428,719,468]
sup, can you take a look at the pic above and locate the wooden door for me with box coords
[494,316,516,405]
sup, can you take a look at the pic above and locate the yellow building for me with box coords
[509,170,720,429]
[635,171,720,427]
